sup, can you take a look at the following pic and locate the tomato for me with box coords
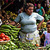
[1,33,5,38]
[4,35,9,38]
[2,37,5,41]
[0,39,3,41]
[36,44,39,47]
[0,35,1,38]
[1,33,5,35]
[6,38,10,41]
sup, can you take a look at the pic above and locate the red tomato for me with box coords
[0,39,3,41]
[6,38,10,41]
[1,33,5,35]
[1,33,5,38]
[0,35,1,38]
[4,35,9,38]
[2,37,5,41]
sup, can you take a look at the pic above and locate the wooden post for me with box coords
[2,0,15,10]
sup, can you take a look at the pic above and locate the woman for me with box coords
[6,3,44,46]
[46,0,49,7]
[43,2,49,13]
[36,3,45,16]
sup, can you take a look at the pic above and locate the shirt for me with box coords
[43,31,50,46]
[14,12,44,33]
[36,7,43,16]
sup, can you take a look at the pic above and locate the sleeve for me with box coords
[14,14,21,23]
[41,7,43,9]
[43,31,47,35]
[36,13,44,21]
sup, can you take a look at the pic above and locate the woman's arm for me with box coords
[5,21,20,27]
[5,21,16,25]
[42,8,45,16]
[37,18,44,30]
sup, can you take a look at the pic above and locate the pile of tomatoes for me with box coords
[0,33,10,41]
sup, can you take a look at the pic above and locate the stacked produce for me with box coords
[0,33,10,41]
[0,25,40,50]
[0,25,21,50]
[0,25,21,39]
[41,22,46,28]
[44,14,50,22]
[37,22,47,30]
[1,10,17,24]
[6,11,17,20]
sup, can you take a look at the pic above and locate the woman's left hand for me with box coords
[37,25,40,30]
[37,18,44,30]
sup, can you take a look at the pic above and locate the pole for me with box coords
[2,0,15,10]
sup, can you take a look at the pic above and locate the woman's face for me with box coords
[25,7,33,15]
[37,4,41,8]
[44,4,46,7]
[47,25,50,33]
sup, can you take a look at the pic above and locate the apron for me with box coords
[19,30,40,45]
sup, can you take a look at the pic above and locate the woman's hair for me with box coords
[46,21,50,27]
[23,3,34,12]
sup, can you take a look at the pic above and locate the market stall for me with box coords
[0,0,50,50]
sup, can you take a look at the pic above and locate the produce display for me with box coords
[44,14,50,22]
[6,11,17,19]
[0,25,20,50]
[0,25,42,50]
[0,33,10,41]
[0,4,50,49]
[1,10,17,24]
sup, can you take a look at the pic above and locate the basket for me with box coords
[0,40,10,45]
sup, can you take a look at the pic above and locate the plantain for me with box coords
[1,25,12,29]
[0,30,10,33]
[12,28,21,30]
[9,25,16,28]
[10,30,18,33]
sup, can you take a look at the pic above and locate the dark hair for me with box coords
[37,2,41,5]
[23,3,34,12]
[46,21,50,27]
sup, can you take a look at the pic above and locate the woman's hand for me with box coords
[37,18,44,30]
[37,25,40,30]
[5,23,9,25]
[5,21,16,25]
[42,9,45,16]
